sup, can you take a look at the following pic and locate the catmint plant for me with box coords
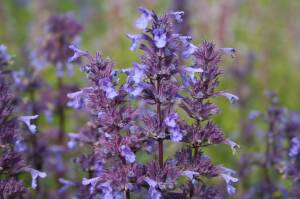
[34,13,83,144]
[239,92,300,198]
[68,7,239,198]
[0,45,46,198]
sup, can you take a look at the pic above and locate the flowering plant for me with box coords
[67,7,239,199]
[238,93,300,198]
[0,45,46,198]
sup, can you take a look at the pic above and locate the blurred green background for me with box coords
[1,0,300,196]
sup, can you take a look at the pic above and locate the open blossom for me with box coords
[218,167,239,195]
[215,91,239,104]
[18,115,39,134]
[135,7,153,30]
[164,113,178,128]
[127,34,143,51]
[289,136,300,157]
[120,145,136,163]
[68,45,88,62]
[184,67,203,83]
[0,44,12,68]
[67,90,85,109]
[219,48,236,57]
[153,28,167,48]
[99,78,119,99]
[58,178,76,193]
[170,11,184,22]
[23,167,47,189]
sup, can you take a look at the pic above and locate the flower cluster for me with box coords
[34,13,83,76]
[68,7,238,198]
[239,93,300,198]
[0,45,46,198]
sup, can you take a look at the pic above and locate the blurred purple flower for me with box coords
[289,136,300,158]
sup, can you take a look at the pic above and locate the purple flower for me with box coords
[35,14,83,71]
[18,115,39,134]
[120,145,136,163]
[184,67,203,83]
[58,178,76,193]
[23,167,47,189]
[219,48,236,58]
[82,177,101,193]
[170,11,184,23]
[131,84,145,97]
[56,62,64,77]
[135,7,153,30]
[99,79,118,99]
[248,110,261,120]
[122,62,146,84]
[215,92,239,104]
[164,113,183,142]
[0,44,12,67]
[100,181,114,199]
[224,139,240,155]
[144,177,161,199]
[70,7,240,198]
[127,34,143,51]
[289,136,300,157]
[178,36,198,58]
[182,43,198,58]
[67,90,85,109]
[67,133,79,150]
[219,167,239,195]
[170,126,183,142]
[153,28,167,48]
[148,186,162,199]
[68,45,88,62]
[181,170,199,182]
[11,70,24,86]
[164,113,179,128]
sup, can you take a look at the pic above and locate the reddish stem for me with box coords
[57,77,65,144]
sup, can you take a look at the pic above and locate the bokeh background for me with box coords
[1,0,300,197]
